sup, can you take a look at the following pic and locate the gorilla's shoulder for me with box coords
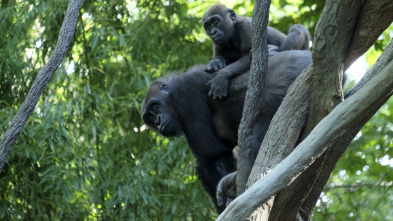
[153,65,212,90]
[186,64,207,73]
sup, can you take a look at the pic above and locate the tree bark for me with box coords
[300,39,393,220]
[306,0,362,135]
[230,0,393,220]
[277,1,393,219]
[246,64,313,219]
[344,0,393,68]
[0,0,83,171]
[217,58,393,221]
[237,0,271,195]
[248,64,313,187]
[267,1,363,219]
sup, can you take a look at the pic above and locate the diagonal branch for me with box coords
[217,58,393,221]
[266,1,393,219]
[346,40,393,98]
[300,39,393,219]
[0,0,83,171]
[344,0,393,68]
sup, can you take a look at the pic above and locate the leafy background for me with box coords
[0,0,392,220]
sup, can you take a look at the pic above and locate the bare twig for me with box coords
[0,0,83,171]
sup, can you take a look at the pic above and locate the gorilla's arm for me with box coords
[206,16,253,99]
[208,54,251,99]
[207,42,282,99]
[203,5,310,99]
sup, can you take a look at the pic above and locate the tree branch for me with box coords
[306,0,363,135]
[248,64,313,187]
[344,0,393,68]
[221,0,393,219]
[245,1,364,219]
[324,182,393,191]
[267,1,393,219]
[246,64,313,219]
[217,58,393,221]
[0,0,83,171]
[346,40,393,98]
[300,39,393,219]
[237,0,271,194]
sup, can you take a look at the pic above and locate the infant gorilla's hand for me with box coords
[268,44,280,56]
[207,72,230,99]
[205,56,226,72]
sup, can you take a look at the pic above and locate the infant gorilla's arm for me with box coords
[203,4,310,99]
[205,56,226,73]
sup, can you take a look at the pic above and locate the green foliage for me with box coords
[313,97,393,220]
[312,25,393,220]
[1,0,213,220]
[0,0,392,220]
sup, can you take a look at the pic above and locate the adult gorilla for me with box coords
[141,50,312,212]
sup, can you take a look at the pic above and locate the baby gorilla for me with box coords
[203,4,311,99]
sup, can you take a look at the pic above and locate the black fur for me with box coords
[202,4,311,99]
[141,50,312,212]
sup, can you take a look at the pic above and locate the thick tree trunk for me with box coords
[267,1,364,219]
[0,0,83,171]
[217,58,393,220]
[300,39,393,220]
[344,0,393,68]
[219,0,393,220]
[276,1,393,219]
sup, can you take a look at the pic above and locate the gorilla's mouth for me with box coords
[213,35,223,42]
[160,118,171,133]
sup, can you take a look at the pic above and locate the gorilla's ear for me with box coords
[228,10,236,20]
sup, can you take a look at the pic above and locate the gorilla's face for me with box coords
[141,83,182,137]
[203,6,236,46]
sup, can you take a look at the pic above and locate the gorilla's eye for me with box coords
[212,18,219,26]
[204,23,211,31]
[160,84,168,90]
[151,103,159,113]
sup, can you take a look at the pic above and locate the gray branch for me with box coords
[324,182,393,191]
[0,0,83,171]
[217,58,393,221]
[237,0,271,194]
[300,39,393,219]
[346,40,393,98]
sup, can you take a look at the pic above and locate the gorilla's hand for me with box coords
[207,72,230,99]
[217,171,237,207]
[205,56,226,72]
[268,44,280,56]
